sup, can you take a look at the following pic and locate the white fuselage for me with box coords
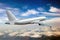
[5,10,46,25]
[5,17,46,25]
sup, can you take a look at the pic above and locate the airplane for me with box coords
[5,10,46,25]
[5,10,60,30]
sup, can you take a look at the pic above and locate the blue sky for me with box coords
[0,0,60,23]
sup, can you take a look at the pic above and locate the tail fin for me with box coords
[6,10,17,21]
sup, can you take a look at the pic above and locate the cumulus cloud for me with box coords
[21,9,39,16]
[21,7,60,17]
[49,6,60,13]
[40,7,60,17]
[21,7,45,16]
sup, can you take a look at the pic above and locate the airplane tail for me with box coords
[6,10,17,21]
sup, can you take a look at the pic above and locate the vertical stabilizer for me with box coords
[6,10,17,21]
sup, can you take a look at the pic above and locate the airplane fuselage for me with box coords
[5,17,46,25]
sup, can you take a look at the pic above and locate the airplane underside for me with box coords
[5,22,34,25]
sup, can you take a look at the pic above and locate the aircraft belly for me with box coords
[14,22,33,25]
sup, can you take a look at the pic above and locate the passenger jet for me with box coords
[5,10,46,25]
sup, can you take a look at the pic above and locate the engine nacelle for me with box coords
[5,21,14,25]
[38,24,41,25]
[5,22,10,24]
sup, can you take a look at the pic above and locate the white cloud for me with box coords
[41,12,60,16]
[0,20,3,23]
[0,7,20,16]
[0,9,5,12]
[49,6,60,13]
[20,7,60,17]
[0,17,8,23]
[41,17,60,26]
[21,9,39,16]
[0,8,6,17]
[5,7,21,15]
[39,6,60,17]
[0,8,6,13]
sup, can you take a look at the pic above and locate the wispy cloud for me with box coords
[0,9,5,12]
[37,7,45,11]
[21,7,60,17]
[40,7,60,17]
[21,9,39,16]
[41,12,60,17]
[6,7,21,15]
[0,8,20,17]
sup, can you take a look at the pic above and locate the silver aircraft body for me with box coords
[5,10,60,27]
[5,10,46,25]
